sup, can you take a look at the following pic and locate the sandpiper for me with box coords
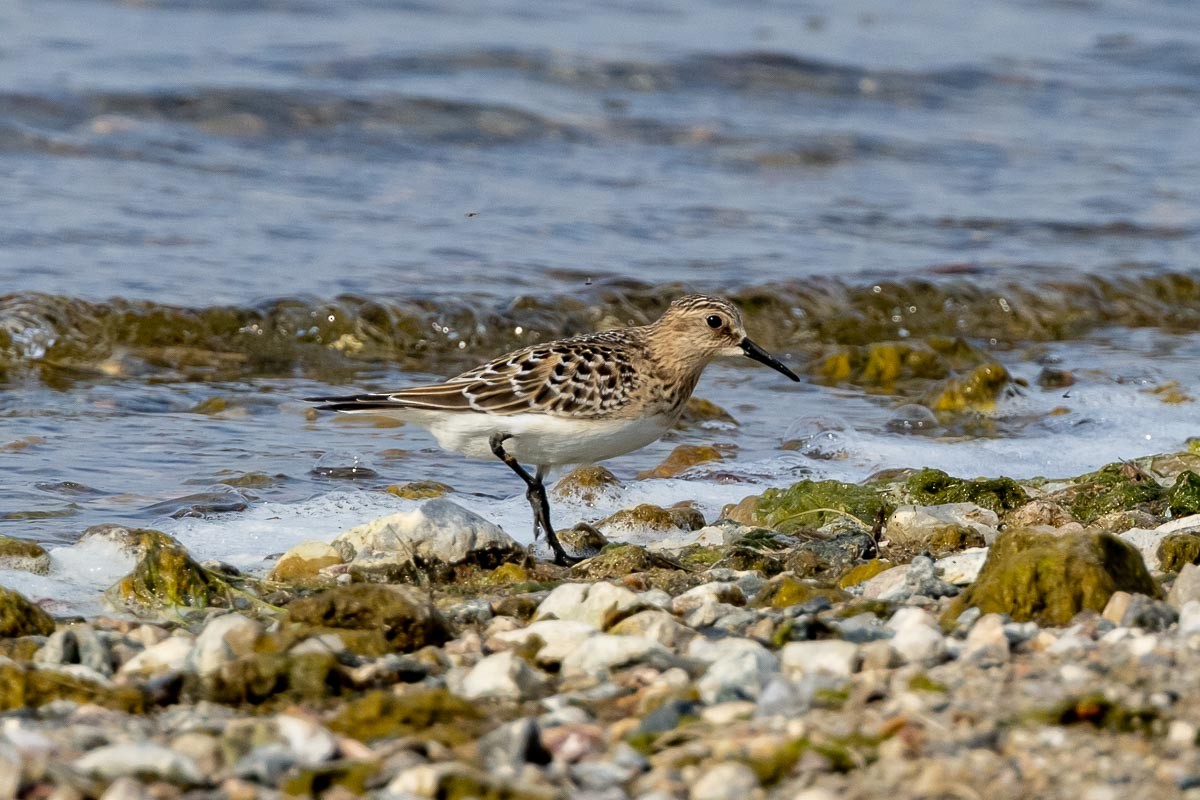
[308,295,800,565]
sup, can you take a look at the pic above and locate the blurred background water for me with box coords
[2,0,1199,565]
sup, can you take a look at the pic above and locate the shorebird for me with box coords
[307,295,800,565]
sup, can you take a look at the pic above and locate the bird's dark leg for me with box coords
[489,433,580,566]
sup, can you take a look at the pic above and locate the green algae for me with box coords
[837,560,892,589]
[753,575,850,610]
[570,544,682,580]
[908,673,948,693]
[283,584,449,656]
[902,468,1028,514]
[1168,471,1200,516]
[754,479,889,532]
[107,531,236,613]
[944,528,1160,627]
[1052,462,1166,524]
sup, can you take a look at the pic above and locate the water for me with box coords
[2,0,1200,608]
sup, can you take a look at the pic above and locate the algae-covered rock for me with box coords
[753,575,850,609]
[0,660,145,712]
[328,686,482,745]
[922,362,1011,413]
[754,479,889,532]
[283,584,448,656]
[268,541,344,584]
[0,536,51,575]
[1004,499,1077,529]
[557,523,608,558]
[1158,533,1200,573]
[551,465,623,505]
[384,480,453,500]
[885,503,997,550]
[1168,471,1200,517]
[332,499,523,582]
[838,560,893,589]
[816,340,953,387]
[945,528,1161,627]
[901,469,1028,514]
[106,530,230,613]
[1050,462,1166,524]
[637,444,724,479]
[570,544,682,580]
[782,531,877,579]
[0,584,55,638]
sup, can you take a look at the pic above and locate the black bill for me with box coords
[740,337,800,382]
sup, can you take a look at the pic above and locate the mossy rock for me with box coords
[328,687,482,745]
[901,469,1027,514]
[558,523,608,558]
[283,584,449,656]
[755,480,889,532]
[680,545,783,575]
[195,650,342,706]
[838,560,893,589]
[1158,533,1200,573]
[753,575,850,610]
[944,528,1161,627]
[782,531,877,579]
[637,444,724,479]
[1051,462,1166,524]
[0,636,43,661]
[922,362,1011,413]
[0,585,55,639]
[677,397,738,428]
[107,530,234,613]
[815,341,952,387]
[570,544,682,580]
[551,466,622,504]
[1168,471,1200,517]
[0,536,51,575]
[384,481,453,500]
[0,659,145,712]
[281,760,379,796]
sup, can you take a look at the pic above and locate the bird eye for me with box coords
[706,315,723,329]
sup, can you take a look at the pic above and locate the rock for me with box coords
[609,609,695,650]
[752,575,849,609]
[384,480,452,499]
[1169,471,1200,516]
[106,530,228,613]
[74,743,203,785]
[0,741,19,800]
[1168,563,1200,609]
[534,582,645,630]
[551,466,623,504]
[233,743,296,784]
[0,536,51,574]
[1005,499,1077,529]
[887,608,947,666]
[570,544,682,580]
[837,559,893,588]
[386,762,557,800]
[328,687,482,745]
[903,555,960,599]
[961,613,1009,666]
[478,718,551,777]
[945,528,1161,627]
[557,524,608,558]
[283,584,449,655]
[690,762,762,800]
[332,499,523,581]
[187,613,264,677]
[596,503,706,536]
[936,547,989,585]
[1052,462,1165,524]
[673,582,746,614]
[1179,601,1200,636]
[781,640,859,679]
[646,526,731,554]
[637,444,724,479]
[560,635,675,680]
[697,641,779,704]
[1103,592,1177,631]
[35,623,115,675]
[267,541,343,583]
[276,714,338,765]
[885,503,998,549]
[0,584,55,638]
[859,565,910,601]
[679,397,738,428]
[99,777,152,800]
[782,531,877,579]
[460,650,546,701]
[490,620,598,667]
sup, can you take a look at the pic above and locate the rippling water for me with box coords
[2,0,1200,572]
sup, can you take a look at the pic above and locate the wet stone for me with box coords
[283,584,449,655]
[0,535,51,574]
[0,584,55,638]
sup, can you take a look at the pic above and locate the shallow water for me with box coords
[2,0,1200,608]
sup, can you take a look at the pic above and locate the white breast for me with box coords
[405,409,675,467]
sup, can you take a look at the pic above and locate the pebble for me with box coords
[780,640,859,679]
[117,635,194,677]
[672,582,746,614]
[490,619,598,666]
[610,609,695,649]
[74,743,204,785]
[186,613,263,677]
[1178,600,1200,637]
[887,608,947,666]
[886,503,999,547]
[560,635,675,680]
[460,650,546,701]
[689,761,762,800]
[962,614,1010,666]
[534,582,645,630]
[697,642,778,703]
[1168,563,1200,609]
[275,714,338,765]
[936,547,989,585]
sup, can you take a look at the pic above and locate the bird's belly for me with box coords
[428,412,674,466]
